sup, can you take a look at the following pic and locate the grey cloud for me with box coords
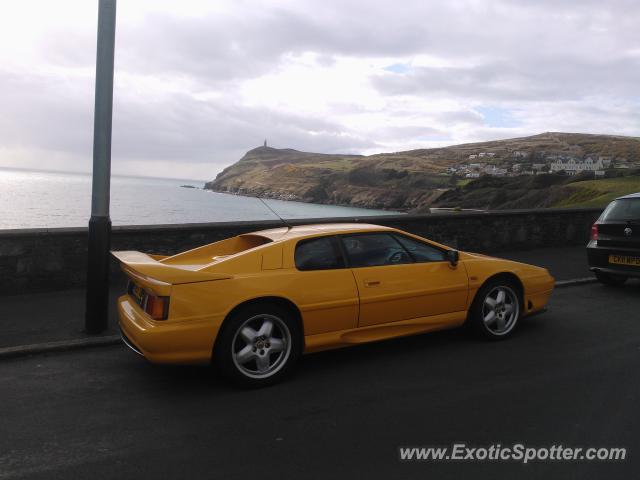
[3,0,640,177]
[111,91,374,164]
[436,110,484,125]
[0,70,93,155]
[371,54,640,102]
[0,67,374,176]
[369,125,446,142]
[37,0,640,103]
[39,0,634,84]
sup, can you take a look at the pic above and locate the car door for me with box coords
[340,232,469,327]
[289,235,360,335]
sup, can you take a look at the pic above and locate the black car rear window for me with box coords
[600,199,640,222]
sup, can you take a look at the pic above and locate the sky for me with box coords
[0,0,638,181]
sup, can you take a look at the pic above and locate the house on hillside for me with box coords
[598,156,612,168]
[484,166,507,177]
[549,157,606,175]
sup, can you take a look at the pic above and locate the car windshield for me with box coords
[600,199,640,222]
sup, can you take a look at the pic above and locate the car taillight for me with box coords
[145,294,169,320]
[591,223,599,241]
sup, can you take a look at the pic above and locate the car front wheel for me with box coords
[469,280,522,340]
[214,303,302,387]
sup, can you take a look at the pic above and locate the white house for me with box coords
[512,151,528,158]
[598,156,612,168]
[484,166,507,176]
[549,157,606,175]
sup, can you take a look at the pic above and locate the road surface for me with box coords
[1,281,639,479]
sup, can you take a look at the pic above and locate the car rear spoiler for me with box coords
[111,251,232,287]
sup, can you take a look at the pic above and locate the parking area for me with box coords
[1,280,639,479]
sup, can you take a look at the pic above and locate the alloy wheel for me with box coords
[231,314,292,379]
[481,286,519,336]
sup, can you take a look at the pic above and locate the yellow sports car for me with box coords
[114,223,554,387]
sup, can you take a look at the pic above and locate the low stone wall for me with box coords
[0,208,601,295]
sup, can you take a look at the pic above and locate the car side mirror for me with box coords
[446,249,459,267]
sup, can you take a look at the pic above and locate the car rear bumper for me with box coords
[117,295,220,365]
[587,242,640,278]
[120,328,144,356]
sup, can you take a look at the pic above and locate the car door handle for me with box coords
[364,280,381,287]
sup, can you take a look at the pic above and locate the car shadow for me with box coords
[129,311,555,392]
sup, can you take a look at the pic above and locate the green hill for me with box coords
[205,132,640,211]
[433,173,640,210]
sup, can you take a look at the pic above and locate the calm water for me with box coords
[0,168,399,230]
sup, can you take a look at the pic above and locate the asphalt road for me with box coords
[1,281,639,480]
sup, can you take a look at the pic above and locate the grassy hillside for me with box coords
[205,133,640,211]
[433,173,640,210]
[553,176,640,208]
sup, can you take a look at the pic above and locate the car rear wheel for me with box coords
[595,271,627,287]
[214,303,301,387]
[468,279,522,340]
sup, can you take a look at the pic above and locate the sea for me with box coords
[0,168,400,230]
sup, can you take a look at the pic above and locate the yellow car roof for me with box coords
[249,223,394,242]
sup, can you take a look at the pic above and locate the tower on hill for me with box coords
[264,139,267,147]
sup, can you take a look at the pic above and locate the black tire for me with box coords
[595,271,627,287]
[213,302,302,388]
[468,278,522,341]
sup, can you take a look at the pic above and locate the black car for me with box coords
[587,192,640,286]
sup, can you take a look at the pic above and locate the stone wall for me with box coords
[0,208,601,295]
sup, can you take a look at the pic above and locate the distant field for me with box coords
[554,176,640,208]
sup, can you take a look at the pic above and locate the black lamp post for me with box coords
[85,0,117,334]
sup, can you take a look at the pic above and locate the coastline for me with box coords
[0,169,400,230]
[203,185,407,214]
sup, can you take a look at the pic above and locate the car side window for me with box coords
[393,234,447,263]
[295,236,345,271]
[341,233,413,268]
